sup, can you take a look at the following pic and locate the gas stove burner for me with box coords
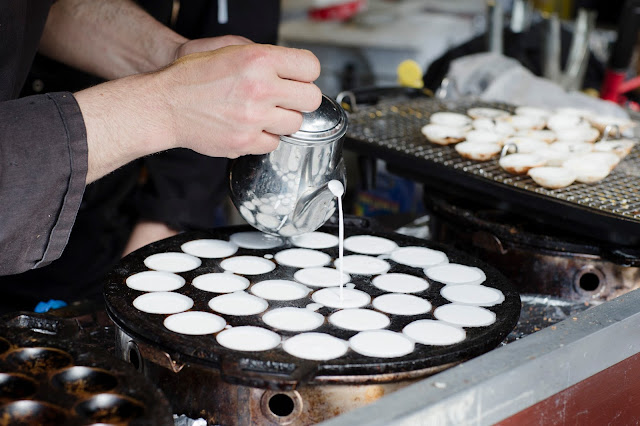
[104,224,520,424]
[0,313,172,426]
[425,193,640,302]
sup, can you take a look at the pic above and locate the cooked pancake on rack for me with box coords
[421,124,466,145]
[455,141,501,161]
[593,139,635,158]
[499,153,546,175]
[527,167,577,189]
[466,107,510,120]
[429,111,472,128]
[562,156,612,184]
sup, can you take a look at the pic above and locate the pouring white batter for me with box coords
[327,180,345,302]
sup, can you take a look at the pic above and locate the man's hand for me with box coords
[75,43,322,183]
[162,44,323,158]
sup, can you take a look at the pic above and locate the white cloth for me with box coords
[444,52,628,118]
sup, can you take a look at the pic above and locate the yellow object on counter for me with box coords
[534,0,574,19]
[397,59,424,89]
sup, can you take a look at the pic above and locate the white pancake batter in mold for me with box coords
[433,304,496,327]
[425,263,486,286]
[144,252,201,273]
[220,256,276,275]
[126,271,185,292]
[312,288,371,309]
[390,246,448,268]
[441,284,505,306]
[229,232,284,250]
[250,280,310,301]
[132,292,194,314]
[274,248,331,268]
[181,239,238,258]
[290,232,339,249]
[334,255,390,275]
[192,273,250,293]
[208,291,269,316]
[164,311,226,335]
[283,333,348,361]
[293,267,350,287]
[329,309,390,331]
[349,330,414,358]
[372,273,429,294]
[262,307,324,332]
[216,326,281,351]
[372,293,432,316]
[402,319,466,346]
[343,235,398,255]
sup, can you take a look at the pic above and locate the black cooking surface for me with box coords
[345,97,640,246]
[0,313,172,425]
[104,225,520,388]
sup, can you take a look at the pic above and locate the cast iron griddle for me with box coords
[104,225,520,388]
[344,96,640,246]
[0,312,172,425]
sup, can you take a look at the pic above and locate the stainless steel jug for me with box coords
[229,94,348,236]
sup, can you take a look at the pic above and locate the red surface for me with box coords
[308,0,366,21]
[497,352,640,425]
[618,75,640,95]
[600,70,626,103]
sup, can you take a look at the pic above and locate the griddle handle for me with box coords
[337,86,431,110]
[1,312,75,337]
[326,213,382,231]
[602,247,640,267]
[609,0,640,70]
[220,358,311,389]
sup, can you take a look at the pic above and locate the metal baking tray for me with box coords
[0,312,172,425]
[344,96,640,246]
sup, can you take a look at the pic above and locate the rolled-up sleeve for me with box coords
[0,92,88,275]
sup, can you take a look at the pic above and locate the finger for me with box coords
[271,47,321,83]
[247,132,280,155]
[272,80,323,113]
[263,107,304,136]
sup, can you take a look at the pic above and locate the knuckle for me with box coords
[243,79,269,102]
[243,44,272,66]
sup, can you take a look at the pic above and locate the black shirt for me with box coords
[0,1,89,277]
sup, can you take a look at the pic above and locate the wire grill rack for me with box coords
[345,97,640,243]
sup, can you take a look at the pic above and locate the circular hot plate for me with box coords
[104,225,520,387]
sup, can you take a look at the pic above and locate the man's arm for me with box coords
[40,0,253,80]
[74,44,322,183]
[39,0,186,79]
